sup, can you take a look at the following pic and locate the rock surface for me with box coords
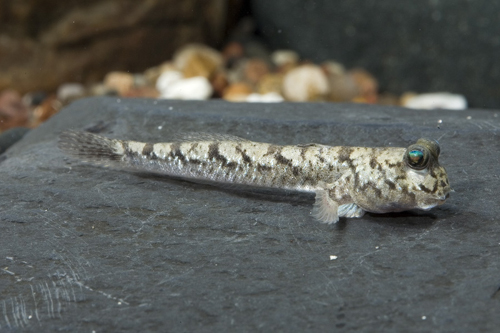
[0,0,229,93]
[0,97,499,331]
[251,0,500,108]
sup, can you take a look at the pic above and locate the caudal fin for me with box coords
[58,130,124,165]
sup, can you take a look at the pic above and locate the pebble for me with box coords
[159,76,213,100]
[271,50,299,68]
[144,62,177,85]
[257,73,284,95]
[133,74,147,88]
[32,95,62,126]
[243,58,270,85]
[322,61,346,77]
[223,82,253,102]
[282,64,330,101]
[246,92,284,103]
[210,71,229,98]
[322,63,359,102]
[156,70,184,94]
[57,83,86,103]
[349,68,379,104]
[123,87,159,98]
[89,83,118,96]
[173,44,223,79]
[403,92,467,110]
[103,71,134,96]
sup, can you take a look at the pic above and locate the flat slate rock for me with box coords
[0,97,499,332]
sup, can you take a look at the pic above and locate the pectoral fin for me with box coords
[312,189,340,224]
[312,178,363,224]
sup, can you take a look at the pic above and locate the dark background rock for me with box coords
[0,97,499,331]
[0,0,236,93]
[251,0,500,108]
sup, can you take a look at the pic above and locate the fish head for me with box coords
[398,138,451,211]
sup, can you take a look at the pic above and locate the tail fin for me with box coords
[58,130,124,165]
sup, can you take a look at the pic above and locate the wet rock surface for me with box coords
[0,97,499,331]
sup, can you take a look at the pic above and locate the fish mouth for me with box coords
[436,192,450,205]
[422,193,449,209]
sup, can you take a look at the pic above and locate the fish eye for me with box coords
[405,146,430,170]
[416,138,440,158]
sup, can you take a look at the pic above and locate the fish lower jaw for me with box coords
[419,202,441,211]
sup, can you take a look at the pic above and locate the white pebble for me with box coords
[57,83,85,101]
[282,64,330,101]
[160,76,213,100]
[403,92,467,110]
[156,70,183,93]
[246,92,284,103]
[271,50,299,67]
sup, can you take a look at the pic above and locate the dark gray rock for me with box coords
[0,127,30,155]
[0,97,499,332]
[251,0,500,108]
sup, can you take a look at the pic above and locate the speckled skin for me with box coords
[59,131,451,223]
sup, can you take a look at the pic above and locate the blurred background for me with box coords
[1,0,499,132]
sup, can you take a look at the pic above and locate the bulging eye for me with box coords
[405,146,430,170]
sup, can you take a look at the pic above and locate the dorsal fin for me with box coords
[172,132,250,142]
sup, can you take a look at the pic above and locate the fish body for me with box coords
[59,131,451,223]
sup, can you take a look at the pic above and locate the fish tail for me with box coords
[58,130,125,165]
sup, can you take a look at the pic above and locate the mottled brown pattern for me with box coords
[142,143,154,156]
[235,145,252,165]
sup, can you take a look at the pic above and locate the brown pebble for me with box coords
[103,71,134,96]
[32,95,62,127]
[257,73,284,95]
[348,68,379,104]
[174,44,223,79]
[123,87,159,98]
[327,73,359,102]
[223,82,253,102]
[211,71,229,98]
